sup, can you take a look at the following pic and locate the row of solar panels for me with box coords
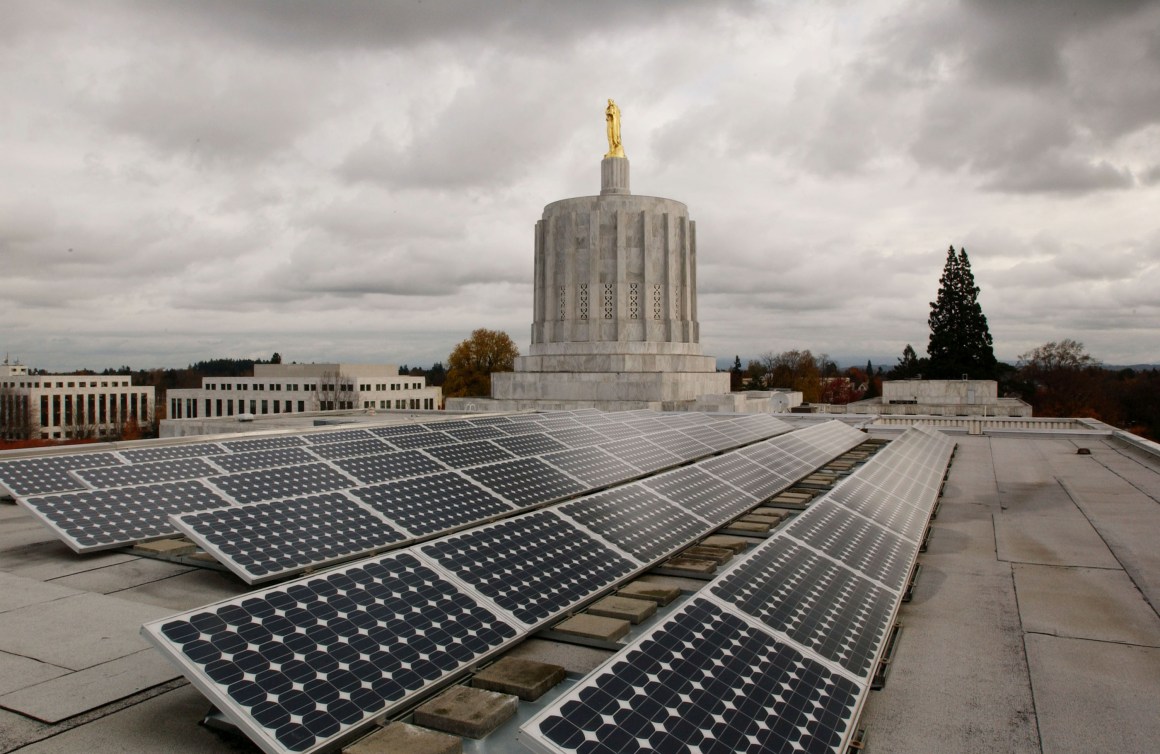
[520,424,956,754]
[6,410,792,563]
[140,420,870,754]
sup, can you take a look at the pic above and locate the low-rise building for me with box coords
[162,363,442,421]
[0,361,154,440]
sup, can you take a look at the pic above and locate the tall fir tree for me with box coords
[926,246,997,379]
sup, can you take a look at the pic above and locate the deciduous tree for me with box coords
[444,329,519,398]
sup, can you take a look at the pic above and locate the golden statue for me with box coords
[605,99,625,158]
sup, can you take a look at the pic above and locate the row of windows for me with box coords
[200,381,426,392]
[1,380,130,389]
[364,399,436,410]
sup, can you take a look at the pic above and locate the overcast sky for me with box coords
[3,0,1158,372]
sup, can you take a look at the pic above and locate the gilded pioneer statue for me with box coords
[605,99,625,158]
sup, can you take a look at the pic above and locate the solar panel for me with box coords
[142,552,520,754]
[544,426,608,448]
[782,499,914,592]
[641,429,714,460]
[305,439,392,461]
[465,415,513,426]
[420,511,636,627]
[420,440,515,469]
[366,423,429,438]
[209,464,355,505]
[641,465,759,525]
[521,598,861,754]
[332,450,446,485]
[462,458,587,508]
[699,453,790,501]
[828,478,930,542]
[385,431,457,450]
[0,452,122,496]
[491,432,567,457]
[212,447,320,473]
[710,537,895,677]
[303,429,374,445]
[422,419,476,431]
[350,472,514,537]
[73,458,222,488]
[445,425,508,442]
[558,485,711,563]
[679,423,737,451]
[598,437,681,474]
[20,480,230,552]
[221,436,306,453]
[592,422,647,441]
[119,443,227,463]
[174,493,408,583]
[540,446,640,487]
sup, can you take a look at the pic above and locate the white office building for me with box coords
[0,362,154,440]
[163,363,441,420]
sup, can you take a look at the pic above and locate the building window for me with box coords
[297,401,304,412]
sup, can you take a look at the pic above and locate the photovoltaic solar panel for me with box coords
[445,426,508,442]
[385,431,457,450]
[828,478,930,542]
[0,453,122,496]
[699,453,789,501]
[221,436,307,453]
[209,464,355,505]
[366,424,429,438]
[422,419,476,431]
[212,448,320,473]
[420,511,636,627]
[641,429,714,460]
[540,446,640,487]
[174,493,407,582]
[303,429,373,445]
[419,440,515,469]
[592,422,646,441]
[119,443,226,463]
[783,499,914,592]
[710,537,895,678]
[521,598,861,754]
[142,552,520,754]
[462,458,587,508]
[73,457,222,488]
[598,437,681,474]
[351,472,514,537]
[465,415,513,427]
[544,426,608,449]
[332,450,446,485]
[491,432,567,457]
[679,423,737,451]
[558,485,711,563]
[641,465,758,525]
[305,439,393,461]
[20,480,230,552]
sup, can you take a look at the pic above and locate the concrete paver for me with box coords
[1014,564,1160,646]
[0,592,171,670]
[49,558,195,595]
[0,648,180,723]
[0,651,70,696]
[0,571,82,614]
[1026,634,1160,754]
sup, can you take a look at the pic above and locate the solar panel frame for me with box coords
[418,440,516,470]
[210,447,321,474]
[520,597,863,754]
[538,446,641,488]
[557,485,713,563]
[72,457,223,489]
[641,465,760,525]
[350,472,516,537]
[207,463,357,505]
[419,510,638,628]
[173,492,409,584]
[332,450,447,485]
[461,457,588,509]
[118,443,227,463]
[0,452,123,497]
[141,551,522,754]
[19,480,232,553]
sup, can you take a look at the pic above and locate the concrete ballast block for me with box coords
[586,595,657,624]
[554,614,631,642]
[618,580,682,605]
[412,686,518,740]
[344,721,462,754]
[700,535,751,553]
[472,657,565,702]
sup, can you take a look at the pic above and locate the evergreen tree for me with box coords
[927,246,997,379]
[730,356,743,391]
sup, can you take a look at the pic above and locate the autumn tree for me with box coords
[766,349,822,402]
[444,329,519,398]
[1016,340,1116,420]
[927,246,997,379]
[311,370,358,411]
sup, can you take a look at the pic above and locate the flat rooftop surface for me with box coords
[0,430,1157,752]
